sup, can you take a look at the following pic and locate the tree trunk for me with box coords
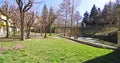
[13,23,16,36]
[34,27,36,34]
[70,17,73,37]
[6,21,10,38]
[13,27,16,36]
[40,28,43,36]
[70,0,74,37]
[77,20,80,39]
[44,27,47,38]
[64,20,66,37]
[21,11,25,41]
[27,27,31,38]
[49,26,52,36]
[118,31,120,48]
[64,27,66,37]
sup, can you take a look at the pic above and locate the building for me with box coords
[0,12,13,36]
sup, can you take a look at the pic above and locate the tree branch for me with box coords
[23,0,33,12]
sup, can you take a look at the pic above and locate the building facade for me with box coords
[0,12,13,36]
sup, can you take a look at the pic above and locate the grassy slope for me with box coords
[82,26,118,36]
[95,27,118,36]
[0,36,119,63]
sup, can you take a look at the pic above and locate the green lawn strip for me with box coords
[0,37,114,63]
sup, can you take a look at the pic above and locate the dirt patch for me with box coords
[10,43,26,50]
[48,36,61,39]
[0,48,7,54]
[0,43,26,54]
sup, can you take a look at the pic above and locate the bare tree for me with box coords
[58,0,71,36]
[0,1,11,38]
[70,0,80,37]
[41,5,48,38]
[73,11,82,39]
[40,18,44,36]
[9,6,20,36]
[25,12,35,38]
[55,11,65,34]
[16,0,33,40]
[48,7,57,36]
[75,11,82,28]
[32,16,41,35]
[37,16,43,36]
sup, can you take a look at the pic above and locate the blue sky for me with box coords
[0,0,116,16]
[43,0,116,16]
[78,0,116,16]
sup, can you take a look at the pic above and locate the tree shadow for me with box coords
[0,58,4,63]
[0,35,21,42]
[83,50,120,63]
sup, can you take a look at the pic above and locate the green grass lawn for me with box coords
[0,36,120,63]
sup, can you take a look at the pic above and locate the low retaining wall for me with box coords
[58,35,118,50]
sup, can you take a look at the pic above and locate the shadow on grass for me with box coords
[0,33,44,42]
[83,50,120,63]
[0,35,21,42]
[0,58,4,63]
